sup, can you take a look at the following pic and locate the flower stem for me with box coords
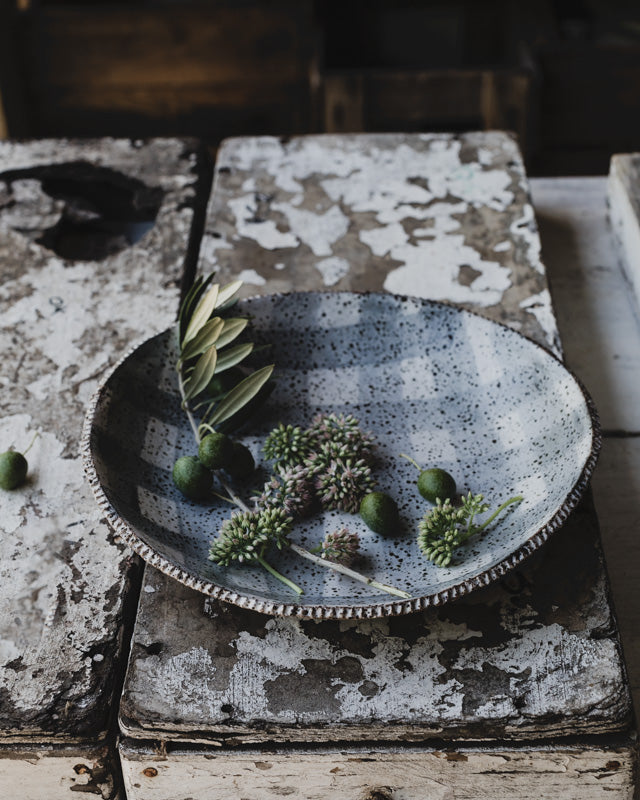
[256,554,304,596]
[478,495,523,531]
[399,453,422,471]
[288,543,411,600]
[177,368,201,443]
[22,431,39,456]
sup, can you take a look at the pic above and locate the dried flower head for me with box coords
[314,457,376,513]
[209,507,293,566]
[418,492,522,568]
[263,423,312,469]
[308,412,375,463]
[256,464,315,518]
[321,527,361,565]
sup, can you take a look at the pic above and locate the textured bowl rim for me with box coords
[81,290,601,620]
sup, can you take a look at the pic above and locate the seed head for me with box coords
[314,457,376,513]
[321,527,361,565]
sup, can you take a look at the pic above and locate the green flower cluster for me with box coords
[209,507,293,566]
[261,413,376,514]
[321,527,361,566]
[418,492,522,567]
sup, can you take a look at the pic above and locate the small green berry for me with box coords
[359,491,400,536]
[204,367,243,398]
[172,455,213,500]
[0,450,28,490]
[198,432,234,470]
[224,442,255,480]
[417,468,456,504]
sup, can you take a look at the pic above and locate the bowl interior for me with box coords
[88,292,597,614]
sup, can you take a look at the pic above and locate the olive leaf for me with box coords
[215,317,248,349]
[178,274,274,437]
[180,317,225,362]
[205,365,274,428]
[178,273,215,342]
[214,279,243,312]
[183,346,218,403]
[214,342,254,374]
[182,283,220,346]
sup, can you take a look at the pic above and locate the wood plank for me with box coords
[36,6,316,89]
[119,741,636,800]
[608,154,640,317]
[120,501,630,745]
[531,176,640,433]
[531,177,640,734]
[0,743,123,800]
[0,138,210,792]
[200,132,555,348]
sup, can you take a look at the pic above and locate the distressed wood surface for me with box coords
[201,132,558,353]
[531,176,640,736]
[608,154,640,312]
[0,138,209,795]
[0,743,122,800]
[120,134,632,767]
[121,498,629,745]
[119,741,636,800]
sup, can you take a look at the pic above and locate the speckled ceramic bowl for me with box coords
[82,291,600,619]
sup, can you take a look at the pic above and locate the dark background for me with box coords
[2,0,640,174]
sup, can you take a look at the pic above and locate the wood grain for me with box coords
[119,742,636,800]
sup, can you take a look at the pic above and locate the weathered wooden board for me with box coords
[0,743,121,800]
[533,176,640,433]
[119,741,636,800]
[121,498,629,745]
[200,132,557,352]
[0,138,209,794]
[608,154,640,324]
[120,133,631,753]
[532,175,640,732]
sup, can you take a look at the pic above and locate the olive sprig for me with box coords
[176,274,274,442]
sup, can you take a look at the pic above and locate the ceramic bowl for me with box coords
[83,291,599,618]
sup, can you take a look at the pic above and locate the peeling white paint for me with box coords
[235,269,267,286]
[315,257,350,286]
[274,203,349,257]
[520,290,559,353]
[383,235,512,306]
[360,222,408,256]
[227,195,298,250]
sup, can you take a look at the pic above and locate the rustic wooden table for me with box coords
[0,133,637,799]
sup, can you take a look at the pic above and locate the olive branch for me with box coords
[176,274,274,442]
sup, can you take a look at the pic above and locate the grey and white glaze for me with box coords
[85,291,598,618]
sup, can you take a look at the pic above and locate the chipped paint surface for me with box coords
[122,500,629,744]
[119,742,636,800]
[0,138,201,744]
[201,133,550,347]
[0,745,119,800]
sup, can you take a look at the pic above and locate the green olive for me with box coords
[172,455,212,500]
[203,367,244,399]
[359,491,400,536]
[224,442,255,480]
[417,468,456,504]
[0,451,28,490]
[198,432,234,470]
